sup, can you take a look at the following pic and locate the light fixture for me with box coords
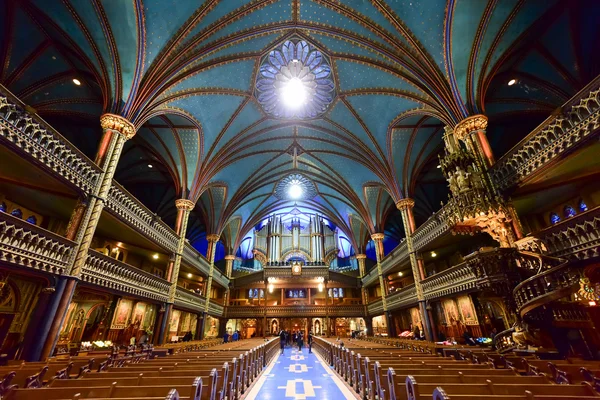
[152,254,159,259]
[398,272,403,277]
[187,273,193,278]
[116,242,122,247]
[318,282,323,292]
[508,79,517,86]
[431,251,437,258]
[280,77,307,109]
[268,283,274,293]
[148,164,153,168]
[72,78,81,86]
[589,301,597,306]
[436,165,441,169]
[288,182,303,199]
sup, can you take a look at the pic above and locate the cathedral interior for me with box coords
[0,0,599,399]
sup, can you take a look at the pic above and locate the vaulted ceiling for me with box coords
[1,0,597,256]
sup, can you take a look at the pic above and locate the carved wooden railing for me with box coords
[412,207,449,249]
[231,270,264,288]
[386,284,418,310]
[491,76,600,191]
[421,263,478,301]
[82,249,170,302]
[174,287,206,313]
[0,87,100,193]
[106,183,179,253]
[0,211,75,275]
[513,260,580,317]
[209,301,225,316]
[367,299,384,315]
[182,243,229,288]
[328,270,360,287]
[264,265,329,279]
[536,205,600,261]
[226,304,364,318]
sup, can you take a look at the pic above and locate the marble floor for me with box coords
[246,344,357,400]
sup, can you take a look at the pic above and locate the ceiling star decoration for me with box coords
[255,39,336,119]
[274,174,318,201]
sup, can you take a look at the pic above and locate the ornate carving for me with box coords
[175,199,195,211]
[371,233,385,241]
[206,234,220,242]
[355,254,367,260]
[100,113,136,139]
[454,114,488,141]
[395,198,415,211]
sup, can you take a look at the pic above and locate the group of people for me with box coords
[279,329,313,355]
[223,330,241,343]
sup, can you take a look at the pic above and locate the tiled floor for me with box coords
[246,345,356,400]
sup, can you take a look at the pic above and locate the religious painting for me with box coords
[204,316,219,337]
[181,312,191,332]
[410,307,421,328]
[132,302,146,326]
[270,319,279,334]
[373,315,387,335]
[169,310,181,333]
[457,295,478,325]
[111,299,133,329]
[442,299,460,325]
[314,318,322,335]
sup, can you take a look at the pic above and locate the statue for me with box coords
[447,173,459,194]
[467,166,484,190]
[511,322,542,349]
[455,166,470,192]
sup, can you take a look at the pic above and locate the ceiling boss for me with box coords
[255,38,336,119]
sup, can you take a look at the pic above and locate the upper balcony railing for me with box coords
[174,286,206,313]
[182,243,228,288]
[0,211,75,275]
[386,284,418,309]
[0,87,101,194]
[491,75,600,191]
[82,249,171,303]
[412,207,449,250]
[535,205,600,261]
[226,304,364,318]
[105,183,179,253]
[421,262,477,301]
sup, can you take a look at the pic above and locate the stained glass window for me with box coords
[549,212,560,224]
[10,208,22,218]
[26,215,37,225]
[579,199,588,212]
[0,202,5,212]
[564,205,576,218]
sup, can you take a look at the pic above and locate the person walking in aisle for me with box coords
[279,329,286,355]
[308,331,313,353]
[297,331,304,351]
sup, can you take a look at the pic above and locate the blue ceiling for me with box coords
[1,0,597,256]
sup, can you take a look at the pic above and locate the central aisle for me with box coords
[248,345,356,400]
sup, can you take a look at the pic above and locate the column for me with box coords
[223,255,235,309]
[396,199,433,341]
[158,199,195,344]
[280,288,284,305]
[40,114,136,360]
[307,287,311,305]
[201,234,220,338]
[371,233,394,336]
[324,280,330,337]
[453,115,494,168]
[194,314,203,340]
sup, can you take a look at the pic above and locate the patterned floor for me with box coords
[247,345,356,400]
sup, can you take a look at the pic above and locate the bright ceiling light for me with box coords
[431,251,437,258]
[72,78,81,86]
[281,77,307,109]
[318,282,323,292]
[288,182,303,199]
[268,283,274,293]
[187,273,193,278]
[153,254,159,259]
[148,164,153,168]
[398,272,403,277]
[436,165,441,169]
[508,79,517,86]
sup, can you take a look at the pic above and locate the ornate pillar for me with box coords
[40,114,135,360]
[454,115,494,168]
[200,234,220,338]
[223,255,235,309]
[371,233,395,336]
[263,280,268,338]
[324,279,330,337]
[356,254,369,307]
[158,199,195,344]
[396,199,432,341]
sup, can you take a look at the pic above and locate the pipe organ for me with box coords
[253,213,338,265]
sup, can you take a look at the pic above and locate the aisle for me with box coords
[247,345,356,400]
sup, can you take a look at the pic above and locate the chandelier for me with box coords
[255,39,336,119]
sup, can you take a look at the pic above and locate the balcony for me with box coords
[174,286,206,313]
[182,243,229,288]
[105,183,179,253]
[367,299,383,315]
[82,250,171,303]
[0,211,75,275]
[0,86,100,194]
[535,205,600,261]
[386,284,418,309]
[412,207,449,250]
[264,265,329,279]
[491,76,600,191]
[421,263,478,301]
[226,304,364,318]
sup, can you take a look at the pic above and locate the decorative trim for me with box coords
[371,233,385,241]
[175,199,195,211]
[206,234,220,242]
[100,113,136,139]
[454,114,488,141]
[395,198,415,211]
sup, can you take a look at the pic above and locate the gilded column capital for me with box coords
[224,255,236,261]
[355,254,367,260]
[371,233,385,241]
[395,198,415,211]
[100,113,136,139]
[454,114,487,141]
[175,199,195,211]
[206,234,220,242]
